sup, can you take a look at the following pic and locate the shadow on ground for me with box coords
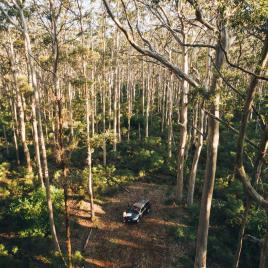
[71,181,193,268]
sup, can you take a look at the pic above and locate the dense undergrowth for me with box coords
[0,119,265,267]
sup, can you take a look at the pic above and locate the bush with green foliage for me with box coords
[185,174,266,267]
[7,186,64,238]
[72,250,85,266]
[171,225,196,242]
[81,164,135,196]
[128,148,164,173]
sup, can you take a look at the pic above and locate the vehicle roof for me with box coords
[133,199,150,209]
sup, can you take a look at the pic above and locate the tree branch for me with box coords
[186,0,216,31]
[202,108,258,149]
[219,42,268,81]
[212,60,266,129]
[0,3,21,30]
[244,234,263,246]
[102,0,200,88]
[236,32,268,209]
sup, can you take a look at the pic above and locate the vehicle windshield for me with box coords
[127,206,140,214]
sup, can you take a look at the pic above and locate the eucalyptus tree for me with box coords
[74,0,95,220]
[102,0,212,204]
[3,34,32,174]
[102,1,235,267]
[0,62,20,165]
[41,1,77,266]
[234,33,268,267]
[0,0,63,257]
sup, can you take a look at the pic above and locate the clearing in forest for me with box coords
[70,181,192,268]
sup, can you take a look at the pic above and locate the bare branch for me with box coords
[212,59,266,129]
[0,2,21,29]
[186,0,216,31]
[236,32,268,209]
[121,0,135,38]
[202,108,258,149]
[219,42,268,81]
[102,0,200,87]
[244,234,263,246]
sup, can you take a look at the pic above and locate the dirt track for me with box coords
[70,182,190,268]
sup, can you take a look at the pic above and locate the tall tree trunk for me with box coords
[234,33,268,268]
[22,13,43,188]
[78,3,95,220]
[102,88,107,165]
[145,70,150,138]
[187,105,204,206]
[86,83,95,220]
[9,98,20,165]
[194,25,228,268]
[91,78,96,136]
[47,1,72,264]
[108,71,112,130]
[31,97,44,187]
[117,68,121,142]
[167,76,174,158]
[142,60,145,116]
[194,93,219,268]
[176,38,189,203]
[63,169,72,268]
[233,200,251,268]
[161,75,167,133]
[16,5,63,255]
[127,58,131,142]
[39,110,62,255]
[187,44,209,205]
[13,125,20,165]
[102,51,107,165]
[113,68,118,150]
[259,216,268,268]
[68,82,74,139]
[2,125,9,156]
[234,123,268,267]
[8,37,32,173]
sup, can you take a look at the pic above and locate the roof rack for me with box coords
[133,199,149,208]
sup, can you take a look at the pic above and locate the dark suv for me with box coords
[123,199,151,223]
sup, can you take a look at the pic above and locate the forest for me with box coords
[0,0,267,267]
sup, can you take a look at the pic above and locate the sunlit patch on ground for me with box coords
[146,217,178,227]
[108,238,143,249]
[70,182,192,267]
[85,257,114,267]
[34,255,51,265]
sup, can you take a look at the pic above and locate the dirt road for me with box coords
[70,182,191,268]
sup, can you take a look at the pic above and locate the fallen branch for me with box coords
[244,234,263,246]
[83,228,93,251]
[120,185,130,193]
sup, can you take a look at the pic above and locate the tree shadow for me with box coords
[71,182,191,267]
[0,234,56,267]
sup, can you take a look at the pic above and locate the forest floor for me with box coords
[70,181,193,268]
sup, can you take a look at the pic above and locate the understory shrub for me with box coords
[7,186,64,238]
